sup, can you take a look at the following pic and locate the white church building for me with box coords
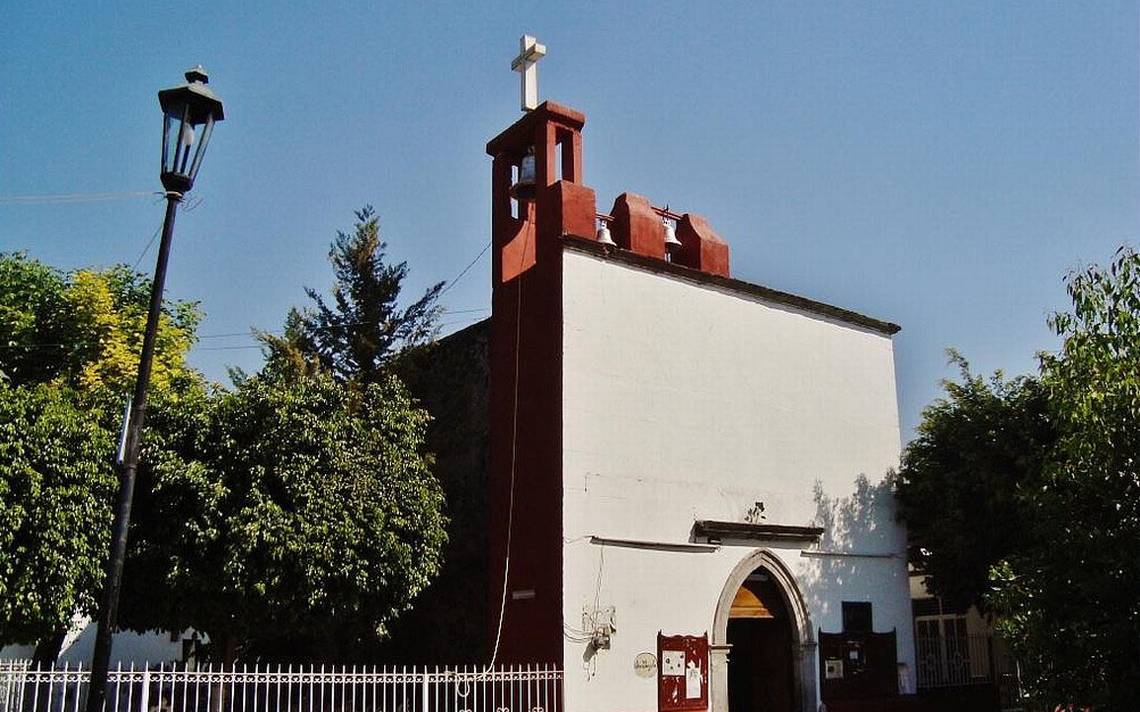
[471,95,916,712]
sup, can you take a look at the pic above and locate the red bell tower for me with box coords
[484,102,597,664]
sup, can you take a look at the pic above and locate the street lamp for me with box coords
[159,66,224,193]
[85,67,224,712]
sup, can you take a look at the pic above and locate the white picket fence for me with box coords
[0,662,561,712]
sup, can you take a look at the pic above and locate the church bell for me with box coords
[510,146,537,202]
[596,222,616,247]
[664,219,682,250]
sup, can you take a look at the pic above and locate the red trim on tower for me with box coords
[486,102,596,665]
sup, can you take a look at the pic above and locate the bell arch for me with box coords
[711,549,818,712]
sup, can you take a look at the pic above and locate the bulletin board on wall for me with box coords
[818,629,898,701]
[657,632,709,712]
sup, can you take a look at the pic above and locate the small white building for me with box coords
[475,100,915,712]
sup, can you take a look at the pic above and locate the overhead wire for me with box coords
[130,222,165,271]
[189,237,493,348]
[0,310,490,353]
[193,310,488,345]
[192,238,493,346]
[438,242,491,297]
[4,227,495,368]
[0,190,158,205]
[195,344,263,352]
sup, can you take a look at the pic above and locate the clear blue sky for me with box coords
[1,1,1136,436]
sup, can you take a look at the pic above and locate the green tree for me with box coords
[0,383,116,663]
[0,253,69,386]
[895,353,1054,610]
[991,246,1140,709]
[261,207,443,385]
[0,253,201,398]
[0,252,202,661]
[119,370,447,663]
[899,246,1140,708]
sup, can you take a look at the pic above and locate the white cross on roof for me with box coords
[511,35,547,112]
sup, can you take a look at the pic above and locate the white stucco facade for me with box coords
[560,248,914,711]
[1,622,192,665]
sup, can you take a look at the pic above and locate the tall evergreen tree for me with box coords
[261,207,443,385]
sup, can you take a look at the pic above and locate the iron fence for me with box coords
[0,662,561,712]
[915,633,995,688]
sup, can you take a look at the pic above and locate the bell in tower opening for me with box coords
[510,146,537,202]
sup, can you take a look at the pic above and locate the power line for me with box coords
[438,241,491,297]
[197,331,257,340]
[438,314,488,328]
[0,309,492,352]
[131,222,165,271]
[194,308,489,340]
[131,197,204,270]
[442,307,490,315]
[0,191,158,205]
[4,239,494,354]
[193,239,492,341]
[194,316,486,353]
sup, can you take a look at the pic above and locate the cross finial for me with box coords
[511,34,547,112]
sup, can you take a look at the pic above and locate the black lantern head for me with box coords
[159,66,225,193]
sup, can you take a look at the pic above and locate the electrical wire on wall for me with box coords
[563,543,616,680]
[487,237,525,671]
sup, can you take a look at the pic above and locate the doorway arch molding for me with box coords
[711,548,819,712]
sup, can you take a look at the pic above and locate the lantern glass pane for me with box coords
[161,113,172,174]
[163,118,188,176]
[162,107,194,178]
[186,114,215,182]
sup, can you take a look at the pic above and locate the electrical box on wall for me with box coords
[583,605,616,649]
[657,632,708,712]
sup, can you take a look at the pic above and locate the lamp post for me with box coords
[85,67,224,712]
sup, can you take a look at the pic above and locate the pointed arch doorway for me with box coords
[711,550,818,712]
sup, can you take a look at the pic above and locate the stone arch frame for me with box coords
[711,549,819,712]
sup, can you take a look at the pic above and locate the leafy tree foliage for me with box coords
[0,253,69,386]
[2,244,447,666]
[120,370,447,663]
[990,246,1140,709]
[0,252,200,398]
[0,383,115,660]
[261,207,443,385]
[900,246,1140,708]
[896,353,1054,611]
[0,252,202,660]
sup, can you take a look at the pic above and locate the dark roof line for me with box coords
[561,234,901,336]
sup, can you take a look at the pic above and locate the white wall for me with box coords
[1,621,192,666]
[560,249,914,711]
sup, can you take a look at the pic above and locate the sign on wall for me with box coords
[657,632,708,712]
[634,652,658,678]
